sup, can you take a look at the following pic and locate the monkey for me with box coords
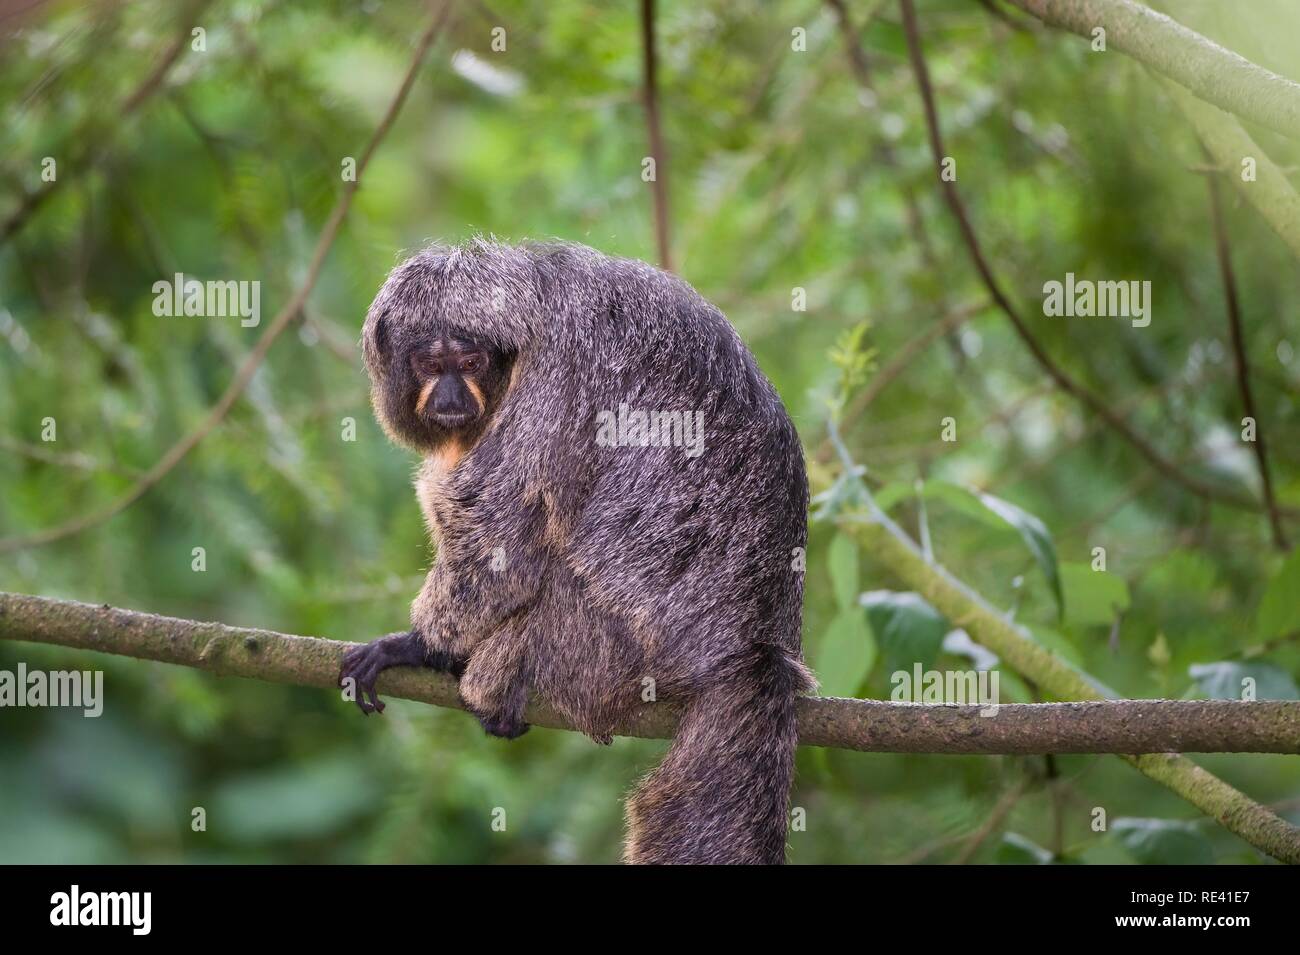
[339,238,813,864]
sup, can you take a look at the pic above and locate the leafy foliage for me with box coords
[2,0,1299,863]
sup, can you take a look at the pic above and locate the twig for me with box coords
[0,1,454,554]
[1205,166,1288,550]
[955,777,1029,864]
[639,0,672,270]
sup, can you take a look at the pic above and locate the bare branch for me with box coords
[639,0,672,270]
[0,1,454,555]
[2,591,1299,759]
[1205,167,1289,550]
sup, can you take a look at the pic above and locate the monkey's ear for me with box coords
[362,308,391,374]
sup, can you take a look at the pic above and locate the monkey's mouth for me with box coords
[432,412,475,429]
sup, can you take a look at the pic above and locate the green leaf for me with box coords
[810,468,870,522]
[814,608,876,698]
[871,481,911,514]
[969,488,1062,620]
[1112,818,1214,865]
[924,480,1008,527]
[827,533,860,613]
[914,481,1062,619]
[862,590,949,675]
[1059,561,1129,628]
[1257,548,1300,639]
[1188,662,1300,700]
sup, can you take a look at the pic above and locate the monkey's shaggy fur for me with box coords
[361,238,813,864]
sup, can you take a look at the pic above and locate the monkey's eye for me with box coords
[410,353,442,377]
[459,354,485,374]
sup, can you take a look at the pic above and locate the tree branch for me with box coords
[1,591,1298,759]
[1205,166,1288,550]
[1164,77,1300,267]
[1000,0,1300,268]
[0,0,454,555]
[1002,0,1300,139]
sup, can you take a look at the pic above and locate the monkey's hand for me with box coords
[338,630,466,715]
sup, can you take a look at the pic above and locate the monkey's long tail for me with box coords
[624,644,812,864]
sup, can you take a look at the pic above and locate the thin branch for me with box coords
[896,0,1290,520]
[1003,0,1300,140]
[0,436,139,479]
[639,0,672,270]
[955,777,1029,864]
[1,0,214,245]
[0,1,454,555]
[1205,168,1288,550]
[2,591,1299,758]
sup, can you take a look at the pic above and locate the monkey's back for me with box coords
[513,245,811,694]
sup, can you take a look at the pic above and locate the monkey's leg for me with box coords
[338,630,466,716]
[459,623,530,739]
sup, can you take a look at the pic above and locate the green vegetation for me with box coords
[2,0,1299,864]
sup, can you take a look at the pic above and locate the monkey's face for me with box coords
[377,335,513,450]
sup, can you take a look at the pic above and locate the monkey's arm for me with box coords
[410,453,558,659]
[337,630,465,715]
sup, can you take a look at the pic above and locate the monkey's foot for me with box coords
[338,630,464,716]
[473,710,531,740]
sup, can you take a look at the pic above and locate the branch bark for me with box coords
[1,590,1298,759]
[1002,0,1300,139]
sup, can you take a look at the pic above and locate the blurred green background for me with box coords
[2,0,1299,864]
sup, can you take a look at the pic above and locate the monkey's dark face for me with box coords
[377,335,513,451]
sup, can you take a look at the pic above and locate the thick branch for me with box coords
[1003,0,1300,139]
[1,591,1298,761]
[1165,78,1300,265]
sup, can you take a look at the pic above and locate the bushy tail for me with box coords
[624,645,812,864]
